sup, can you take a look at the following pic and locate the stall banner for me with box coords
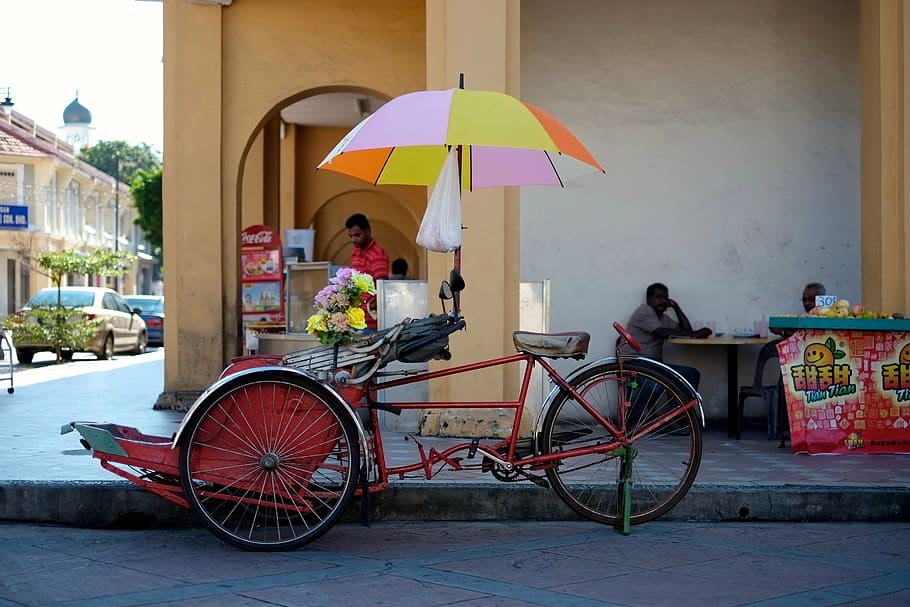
[240,225,284,349]
[777,330,910,454]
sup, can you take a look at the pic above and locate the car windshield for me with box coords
[126,298,164,314]
[27,290,94,307]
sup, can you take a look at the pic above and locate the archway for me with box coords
[311,189,423,278]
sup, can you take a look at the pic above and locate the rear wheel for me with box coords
[540,359,702,527]
[97,334,114,360]
[179,371,360,551]
[132,331,147,355]
[16,350,33,364]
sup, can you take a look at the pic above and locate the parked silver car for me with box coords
[12,287,147,363]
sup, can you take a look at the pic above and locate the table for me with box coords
[667,336,771,436]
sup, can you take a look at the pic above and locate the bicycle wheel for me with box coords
[540,359,701,526]
[179,371,360,551]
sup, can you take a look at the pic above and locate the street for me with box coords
[0,347,181,482]
[1,520,908,606]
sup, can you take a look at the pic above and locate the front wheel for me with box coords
[539,359,702,527]
[179,371,360,551]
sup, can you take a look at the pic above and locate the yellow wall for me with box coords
[161,0,907,437]
[860,0,910,315]
[164,0,426,392]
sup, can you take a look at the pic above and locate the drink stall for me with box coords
[240,225,285,350]
[769,315,910,454]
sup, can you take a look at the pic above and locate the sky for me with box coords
[4,0,164,154]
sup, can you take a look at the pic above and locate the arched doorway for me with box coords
[233,87,428,351]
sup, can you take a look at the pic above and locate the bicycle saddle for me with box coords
[511,331,590,359]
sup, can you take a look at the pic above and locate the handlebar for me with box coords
[613,321,641,353]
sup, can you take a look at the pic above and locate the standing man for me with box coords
[620,282,711,390]
[346,213,389,330]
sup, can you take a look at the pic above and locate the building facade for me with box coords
[0,108,155,313]
[161,0,909,426]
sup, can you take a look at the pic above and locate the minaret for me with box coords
[61,93,94,154]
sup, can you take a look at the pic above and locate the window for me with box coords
[0,165,23,204]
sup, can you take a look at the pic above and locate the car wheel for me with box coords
[16,350,33,364]
[97,334,114,360]
[133,331,148,355]
[61,351,74,361]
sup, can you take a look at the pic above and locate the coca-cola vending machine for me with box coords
[241,225,284,349]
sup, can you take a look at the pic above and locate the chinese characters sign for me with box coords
[0,205,28,229]
[777,330,910,454]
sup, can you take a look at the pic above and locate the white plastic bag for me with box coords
[416,148,462,252]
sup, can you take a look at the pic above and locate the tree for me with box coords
[2,249,136,364]
[131,168,163,254]
[78,140,161,185]
[80,140,163,270]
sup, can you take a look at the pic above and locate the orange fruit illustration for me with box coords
[899,343,910,365]
[804,342,835,366]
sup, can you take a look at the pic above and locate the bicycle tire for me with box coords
[539,359,702,526]
[178,370,360,551]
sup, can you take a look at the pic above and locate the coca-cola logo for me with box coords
[241,225,276,247]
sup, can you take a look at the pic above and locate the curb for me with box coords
[2,481,908,529]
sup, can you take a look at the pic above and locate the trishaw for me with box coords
[65,271,703,551]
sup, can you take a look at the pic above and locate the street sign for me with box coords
[0,204,28,229]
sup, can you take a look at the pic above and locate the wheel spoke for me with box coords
[180,374,359,551]
[542,360,701,527]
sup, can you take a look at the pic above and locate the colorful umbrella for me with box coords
[317,87,604,189]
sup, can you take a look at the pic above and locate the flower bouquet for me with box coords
[306,267,376,346]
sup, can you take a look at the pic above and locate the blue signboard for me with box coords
[0,205,28,229]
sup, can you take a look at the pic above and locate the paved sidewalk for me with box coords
[0,351,908,527]
[2,520,909,607]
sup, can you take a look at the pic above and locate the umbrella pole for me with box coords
[455,73,465,280]
[453,142,463,313]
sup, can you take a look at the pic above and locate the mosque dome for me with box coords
[63,97,92,125]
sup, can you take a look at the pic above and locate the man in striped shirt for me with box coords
[346,213,389,330]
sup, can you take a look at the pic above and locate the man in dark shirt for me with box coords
[621,282,711,390]
[346,213,389,330]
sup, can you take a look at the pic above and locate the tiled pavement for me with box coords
[2,353,910,606]
[0,350,908,527]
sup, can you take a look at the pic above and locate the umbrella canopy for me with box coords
[317,87,604,189]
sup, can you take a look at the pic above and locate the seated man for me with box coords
[771,281,825,338]
[800,281,826,314]
[620,282,711,390]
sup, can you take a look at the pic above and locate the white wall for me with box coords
[520,0,860,420]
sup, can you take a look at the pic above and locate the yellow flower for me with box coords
[306,313,328,333]
[347,307,366,329]
[351,272,376,295]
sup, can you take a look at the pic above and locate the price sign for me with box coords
[816,295,837,308]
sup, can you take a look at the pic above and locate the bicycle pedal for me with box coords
[528,475,549,489]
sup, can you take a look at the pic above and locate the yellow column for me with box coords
[162,0,226,396]
[262,117,281,230]
[860,0,909,314]
[423,0,522,437]
[241,131,264,227]
[279,122,297,234]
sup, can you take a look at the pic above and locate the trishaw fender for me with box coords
[171,366,371,462]
[532,356,704,440]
